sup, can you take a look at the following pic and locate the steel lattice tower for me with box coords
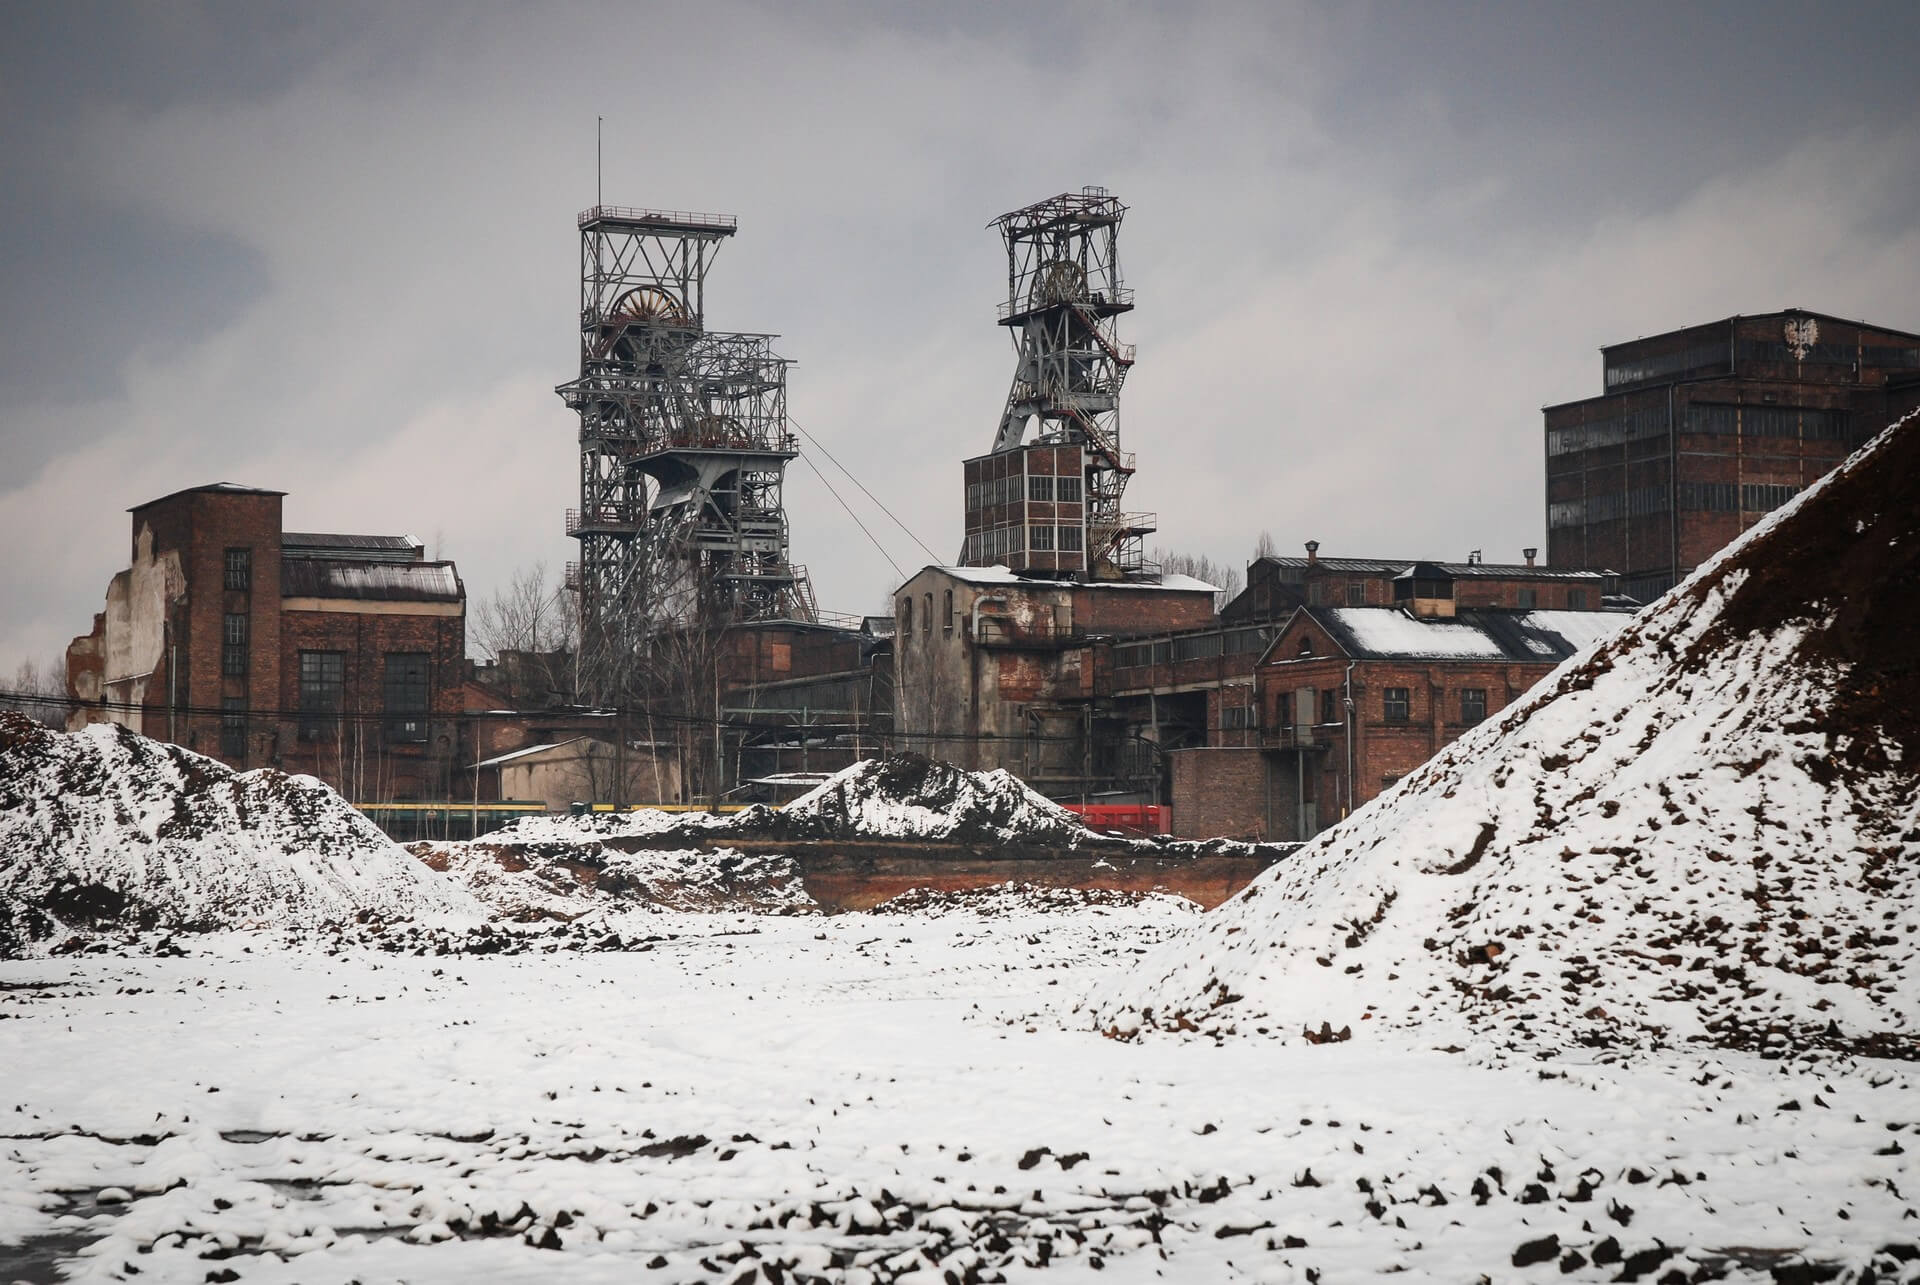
[962,186,1152,579]
[558,206,811,703]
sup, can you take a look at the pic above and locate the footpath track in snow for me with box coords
[3,910,1915,1284]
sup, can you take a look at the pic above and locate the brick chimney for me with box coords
[1304,540,1319,565]
[1523,547,1537,568]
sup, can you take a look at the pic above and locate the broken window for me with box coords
[1383,687,1410,723]
[220,698,247,760]
[222,613,249,676]
[224,548,251,592]
[298,651,345,740]
[383,653,430,742]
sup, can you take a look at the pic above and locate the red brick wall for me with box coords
[1170,747,1270,839]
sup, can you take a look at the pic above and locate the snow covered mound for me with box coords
[779,754,1092,845]
[1089,414,1920,1060]
[0,714,482,953]
[416,839,816,919]
[870,881,1199,917]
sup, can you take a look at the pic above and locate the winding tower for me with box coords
[558,206,809,703]
[961,187,1153,579]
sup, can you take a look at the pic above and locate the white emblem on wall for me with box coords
[1784,316,1819,360]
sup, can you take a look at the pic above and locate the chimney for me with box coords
[1467,549,1482,565]
[1304,540,1319,565]
[1523,547,1537,567]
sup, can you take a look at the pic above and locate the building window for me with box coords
[923,593,932,635]
[900,595,912,634]
[383,653,430,742]
[220,698,247,759]
[1517,588,1538,609]
[298,651,345,739]
[1383,687,1410,723]
[1221,704,1253,730]
[224,547,251,592]
[1029,524,1055,551]
[1321,688,1338,725]
[1345,582,1365,606]
[1567,588,1587,610]
[943,589,954,634]
[1056,476,1082,504]
[222,613,249,676]
[1461,688,1487,725]
[1057,524,1082,552]
[1297,636,1313,656]
[1028,475,1054,502]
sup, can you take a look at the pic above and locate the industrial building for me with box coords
[65,483,468,802]
[1545,309,1920,601]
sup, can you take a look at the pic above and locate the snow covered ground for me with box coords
[3,907,1915,1284]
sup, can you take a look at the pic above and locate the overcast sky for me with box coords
[5,1,1918,673]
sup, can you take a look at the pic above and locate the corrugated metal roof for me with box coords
[281,558,462,603]
[1294,606,1631,664]
[1254,555,1612,581]
[282,532,424,562]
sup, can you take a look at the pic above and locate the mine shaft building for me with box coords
[65,483,467,803]
[1545,309,1920,602]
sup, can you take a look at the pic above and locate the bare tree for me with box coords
[472,563,578,705]
[1253,529,1279,561]
[1150,548,1244,612]
[3,655,69,729]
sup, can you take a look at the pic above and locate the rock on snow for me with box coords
[0,715,482,952]
[1089,412,1920,1060]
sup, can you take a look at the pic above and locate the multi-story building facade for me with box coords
[1170,565,1632,840]
[1223,543,1621,620]
[1545,309,1920,602]
[65,483,467,802]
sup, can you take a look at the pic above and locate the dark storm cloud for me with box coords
[1,1,1916,670]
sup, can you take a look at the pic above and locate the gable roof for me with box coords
[1276,606,1631,664]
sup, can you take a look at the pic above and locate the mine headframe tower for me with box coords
[558,205,812,704]
[961,186,1153,579]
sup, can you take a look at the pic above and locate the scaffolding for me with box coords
[978,186,1151,578]
[558,206,812,703]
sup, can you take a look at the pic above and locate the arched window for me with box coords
[943,589,954,633]
[901,595,912,635]
[923,593,933,635]
[1297,636,1314,656]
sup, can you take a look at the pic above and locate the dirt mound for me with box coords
[870,882,1198,917]
[776,754,1093,846]
[0,714,481,954]
[415,839,816,920]
[1088,413,1920,1061]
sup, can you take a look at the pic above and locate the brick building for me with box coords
[1222,542,1620,621]
[892,565,1216,797]
[66,483,467,802]
[1545,309,1920,602]
[1168,565,1630,840]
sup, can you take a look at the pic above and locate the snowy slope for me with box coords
[415,839,815,919]
[1088,414,1920,1059]
[0,715,482,951]
[779,753,1092,845]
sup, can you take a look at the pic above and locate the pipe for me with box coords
[1343,658,1356,818]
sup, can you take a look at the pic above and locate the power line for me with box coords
[794,452,907,583]
[788,416,943,566]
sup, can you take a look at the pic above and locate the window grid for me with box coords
[222,613,249,676]
[383,653,430,743]
[1383,687,1410,723]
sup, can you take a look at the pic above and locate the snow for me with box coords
[1,915,1914,1283]
[933,565,1218,593]
[0,716,482,952]
[779,755,1092,845]
[1325,606,1506,658]
[1087,413,1920,1062]
[1517,608,1630,653]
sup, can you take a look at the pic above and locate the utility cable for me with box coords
[794,452,907,583]
[788,416,942,566]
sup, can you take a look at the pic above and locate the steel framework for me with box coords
[987,186,1152,577]
[557,206,812,703]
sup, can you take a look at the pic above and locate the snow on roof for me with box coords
[930,565,1218,593]
[1323,608,1506,659]
[281,559,462,603]
[1306,607,1632,663]
[472,740,574,768]
[1254,555,1611,580]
